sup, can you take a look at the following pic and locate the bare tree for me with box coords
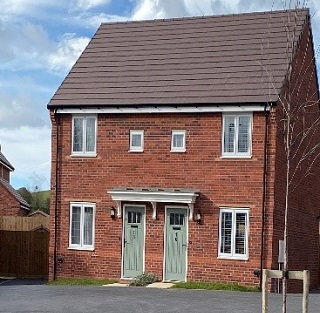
[271,5,320,313]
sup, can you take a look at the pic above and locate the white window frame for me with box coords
[222,113,252,157]
[71,115,97,157]
[129,130,144,152]
[69,202,95,251]
[171,130,186,152]
[218,207,249,260]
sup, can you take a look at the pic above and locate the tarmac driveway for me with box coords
[0,282,319,313]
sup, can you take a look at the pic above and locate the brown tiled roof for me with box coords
[0,148,14,171]
[0,177,30,210]
[48,9,309,108]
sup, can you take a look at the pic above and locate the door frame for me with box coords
[163,206,188,282]
[121,204,146,279]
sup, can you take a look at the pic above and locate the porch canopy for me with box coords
[108,187,199,220]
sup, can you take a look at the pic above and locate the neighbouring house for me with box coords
[0,146,30,216]
[47,9,320,291]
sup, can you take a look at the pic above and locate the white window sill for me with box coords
[171,149,186,153]
[217,255,249,261]
[70,153,97,158]
[220,155,252,159]
[68,246,95,251]
[129,150,144,153]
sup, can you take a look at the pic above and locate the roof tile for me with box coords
[48,9,309,108]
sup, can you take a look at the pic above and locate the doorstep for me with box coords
[146,282,175,289]
[103,282,129,287]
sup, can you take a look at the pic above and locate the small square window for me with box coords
[171,130,186,152]
[130,130,144,152]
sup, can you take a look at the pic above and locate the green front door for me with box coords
[164,208,188,281]
[123,206,145,278]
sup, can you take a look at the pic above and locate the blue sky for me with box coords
[1,0,320,191]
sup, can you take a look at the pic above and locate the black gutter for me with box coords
[259,103,270,290]
[53,110,59,281]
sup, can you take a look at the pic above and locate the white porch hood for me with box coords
[108,187,199,220]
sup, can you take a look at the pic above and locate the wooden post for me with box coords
[260,269,310,313]
[262,269,268,313]
[302,270,310,313]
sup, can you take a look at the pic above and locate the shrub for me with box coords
[130,272,157,286]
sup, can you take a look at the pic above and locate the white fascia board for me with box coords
[56,105,267,114]
[108,190,198,204]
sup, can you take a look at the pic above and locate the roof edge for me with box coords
[99,8,309,27]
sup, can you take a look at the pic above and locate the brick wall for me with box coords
[0,164,10,182]
[0,185,28,216]
[49,111,268,287]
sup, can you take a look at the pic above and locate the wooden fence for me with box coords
[0,230,49,278]
[0,215,49,231]
[0,215,49,278]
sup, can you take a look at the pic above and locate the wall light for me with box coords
[195,210,202,224]
[110,207,116,219]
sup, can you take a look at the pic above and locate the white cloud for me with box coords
[72,0,111,11]
[0,126,51,190]
[0,0,65,20]
[74,12,129,28]
[0,92,48,129]
[0,19,53,71]
[48,34,90,74]
[132,0,189,20]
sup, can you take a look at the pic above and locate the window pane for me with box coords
[83,206,93,245]
[86,118,96,152]
[136,212,141,224]
[131,134,142,147]
[224,117,235,153]
[220,212,232,254]
[238,116,250,153]
[71,206,81,245]
[73,118,83,152]
[173,134,184,148]
[170,213,174,225]
[235,213,247,254]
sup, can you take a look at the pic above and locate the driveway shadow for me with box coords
[0,278,47,286]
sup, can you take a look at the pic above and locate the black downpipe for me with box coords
[259,103,270,290]
[53,111,59,280]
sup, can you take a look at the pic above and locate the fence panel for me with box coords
[0,216,49,231]
[0,230,49,278]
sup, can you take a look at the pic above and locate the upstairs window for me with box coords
[171,130,186,152]
[72,115,97,156]
[222,114,252,157]
[130,130,144,152]
[218,208,249,259]
[69,202,95,251]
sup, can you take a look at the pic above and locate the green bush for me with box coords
[130,272,157,286]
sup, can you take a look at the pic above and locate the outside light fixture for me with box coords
[110,207,116,219]
[195,210,202,224]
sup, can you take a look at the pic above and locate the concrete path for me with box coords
[0,282,319,312]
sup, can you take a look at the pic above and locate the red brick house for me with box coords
[0,146,30,216]
[47,9,320,290]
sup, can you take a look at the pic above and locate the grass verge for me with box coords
[49,278,117,286]
[172,281,259,292]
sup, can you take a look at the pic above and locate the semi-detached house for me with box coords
[47,9,320,291]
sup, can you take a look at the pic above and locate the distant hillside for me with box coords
[17,188,50,214]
